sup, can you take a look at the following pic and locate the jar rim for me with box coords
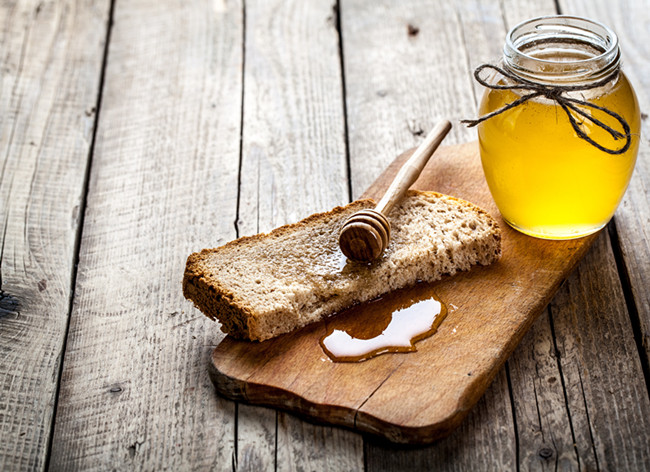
[503,15,620,83]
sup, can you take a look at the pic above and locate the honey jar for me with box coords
[471,16,640,239]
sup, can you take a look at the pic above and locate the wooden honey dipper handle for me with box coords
[375,120,452,215]
[339,120,452,262]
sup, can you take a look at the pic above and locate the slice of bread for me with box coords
[183,190,501,341]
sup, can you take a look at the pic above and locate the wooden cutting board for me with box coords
[208,141,597,444]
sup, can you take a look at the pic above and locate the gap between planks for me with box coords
[44,3,117,469]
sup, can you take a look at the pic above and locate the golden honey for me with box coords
[476,17,640,239]
[319,284,447,363]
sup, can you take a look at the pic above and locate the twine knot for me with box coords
[461,64,631,155]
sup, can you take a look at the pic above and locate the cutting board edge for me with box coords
[209,355,359,430]
[208,354,473,444]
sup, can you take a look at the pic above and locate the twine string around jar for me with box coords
[461,64,632,155]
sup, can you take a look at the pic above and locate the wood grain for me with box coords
[458,3,650,470]
[550,232,650,470]
[48,0,243,469]
[506,1,650,468]
[340,0,553,464]
[0,1,109,470]
[237,0,349,235]
[276,412,364,472]
[236,404,275,471]
[364,371,516,470]
[481,3,583,471]
[507,309,580,470]
[560,0,650,410]
[210,141,599,444]
[1,0,646,469]
[341,0,505,197]
[226,0,364,469]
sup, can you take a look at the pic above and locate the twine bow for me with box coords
[461,64,631,155]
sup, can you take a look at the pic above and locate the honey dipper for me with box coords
[339,120,452,262]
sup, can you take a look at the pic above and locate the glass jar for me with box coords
[477,16,640,239]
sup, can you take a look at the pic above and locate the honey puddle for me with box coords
[320,284,447,362]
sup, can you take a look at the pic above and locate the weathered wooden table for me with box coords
[1,0,649,470]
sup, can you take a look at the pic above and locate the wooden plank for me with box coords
[506,2,650,469]
[238,0,350,233]
[501,0,557,23]
[276,412,364,471]
[464,3,650,470]
[490,4,584,471]
[342,0,484,198]
[551,233,650,470]
[339,0,532,464]
[507,309,580,470]
[236,404,275,471]
[560,0,650,401]
[235,0,363,469]
[364,371,515,470]
[48,0,243,469]
[0,1,109,470]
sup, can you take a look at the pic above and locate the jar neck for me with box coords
[503,16,620,86]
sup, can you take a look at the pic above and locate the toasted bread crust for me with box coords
[183,190,501,341]
[182,200,373,340]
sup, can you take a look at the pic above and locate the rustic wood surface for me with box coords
[0,0,648,470]
[236,0,362,470]
[0,1,110,470]
[49,0,243,469]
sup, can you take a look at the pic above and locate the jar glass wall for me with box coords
[477,16,640,240]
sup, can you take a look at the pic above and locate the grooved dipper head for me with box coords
[338,209,391,262]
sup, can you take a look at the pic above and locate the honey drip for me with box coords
[320,284,448,363]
